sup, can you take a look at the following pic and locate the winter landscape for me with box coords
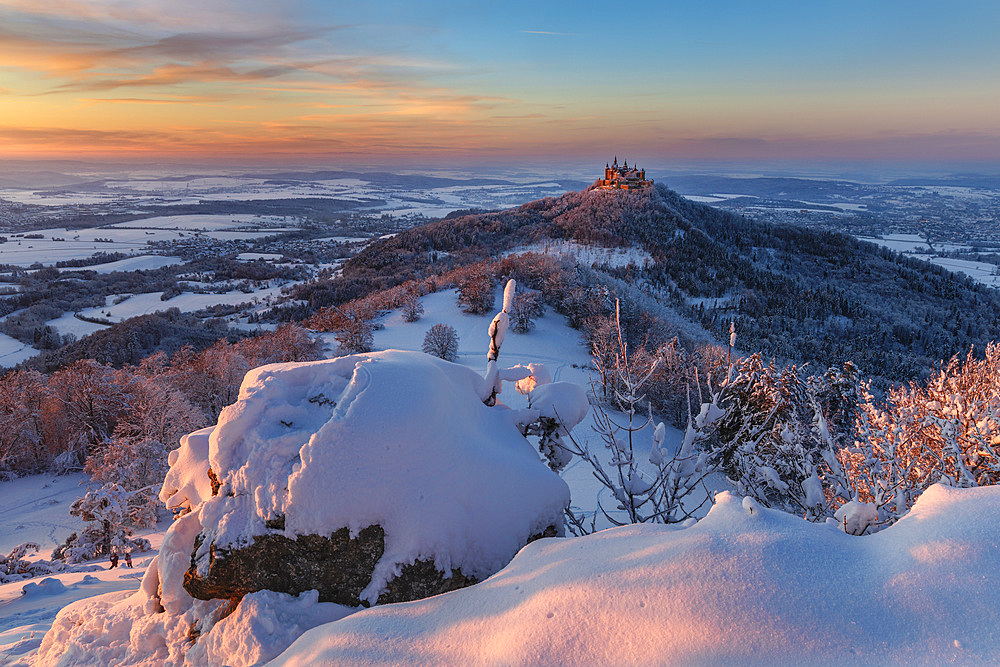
[4,2,1000,666]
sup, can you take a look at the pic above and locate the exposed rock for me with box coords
[184,525,384,607]
[185,523,560,607]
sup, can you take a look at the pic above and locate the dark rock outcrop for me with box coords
[183,523,560,608]
[184,525,384,607]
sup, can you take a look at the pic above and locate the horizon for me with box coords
[2,1,1000,171]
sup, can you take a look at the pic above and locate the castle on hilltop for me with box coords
[598,157,652,190]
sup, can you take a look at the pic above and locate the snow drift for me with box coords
[271,483,1000,665]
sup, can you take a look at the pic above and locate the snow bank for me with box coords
[185,590,354,667]
[195,350,568,602]
[272,484,1000,665]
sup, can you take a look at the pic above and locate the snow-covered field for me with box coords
[505,240,652,269]
[0,218,295,267]
[106,215,282,231]
[856,235,1000,288]
[59,255,184,274]
[43,312,107,339]
[76,284,291,323]
[915,255,1000,288]
[0,332,40,367]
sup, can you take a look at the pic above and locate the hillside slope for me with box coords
[323,183,1000,383]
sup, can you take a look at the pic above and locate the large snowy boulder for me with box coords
[181,350,570,606]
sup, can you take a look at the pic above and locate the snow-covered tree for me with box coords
[0,369,50,474]
[844,343,1000,526]
[422,324,459,362]
[54,485,150,563]
[335,311,374,354]
[510,290,543,334]
[699,352,858,522]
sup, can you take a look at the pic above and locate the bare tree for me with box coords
[402,296,424,323]
[423,324,459,362]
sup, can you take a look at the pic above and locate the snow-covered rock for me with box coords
[159,426,215,513]
[270,484,1000,665]
[183,350,570,605]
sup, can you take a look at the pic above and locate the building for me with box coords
[597,157,653,190]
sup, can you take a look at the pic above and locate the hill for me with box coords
[300,182,1000,384]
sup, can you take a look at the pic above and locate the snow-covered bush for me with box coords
[0,542,64,583]
[699,352,859,522]
[558,301,711,532]
[53,485,150,563]
[421,323,459,362]
[845,343,1000,526]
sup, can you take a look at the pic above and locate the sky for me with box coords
[1,0,999,169]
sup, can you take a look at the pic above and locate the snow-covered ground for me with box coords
[0,332,40,367]
[44,312,108,339]
[914,255,1000,288]
[6,284,1000,665]
[106,215,281,231]
[505,240,652,269]
[856,235,1000,288]
[0,220,294,267]
[76,285,291,323]
[57,255,184,274]
[272,484,1000,665]
[0,474,165,665]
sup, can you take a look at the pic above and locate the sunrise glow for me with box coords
[1,0,999,165]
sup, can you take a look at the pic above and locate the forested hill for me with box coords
[320,183,1000,383]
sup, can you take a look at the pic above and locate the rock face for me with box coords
[184,523,560,607]
[171,351,576,608]
[184,525,385,607]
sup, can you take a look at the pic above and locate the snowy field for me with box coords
[915,255,1000,288]
[106,214,282,231]
[0,220,295,267]
[856,235,1000,288]
[43,312,108,339]
[0,332,40,367]
[76,285,292,323]
[505,240,652,269]
[56,255,184,274]
[858,233,932,252]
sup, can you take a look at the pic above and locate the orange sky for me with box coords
[2,1,1000,166]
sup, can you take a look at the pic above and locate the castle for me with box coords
[597,157,652,190]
